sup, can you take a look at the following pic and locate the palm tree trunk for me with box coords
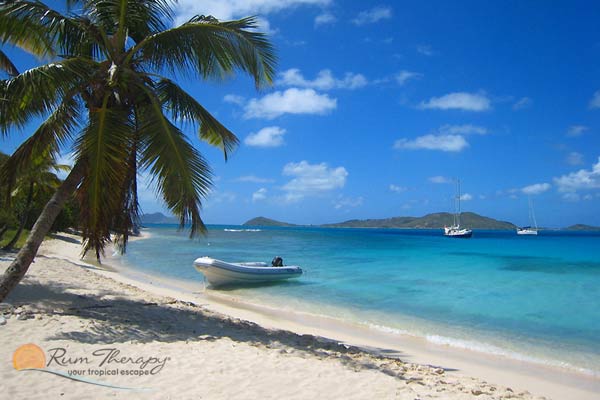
[0,225,8,241]
[0,163,84,303]
[2,180,34,251]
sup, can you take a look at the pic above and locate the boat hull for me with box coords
[194,257,302,287]
[444,226,473,238]
[517,228,538,235]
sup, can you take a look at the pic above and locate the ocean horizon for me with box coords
[116,224,600,377]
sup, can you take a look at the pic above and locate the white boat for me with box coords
[193,257,303,287]
[517,197,538,236]
[444,179,473,238]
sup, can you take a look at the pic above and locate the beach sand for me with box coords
[0,234,596,399]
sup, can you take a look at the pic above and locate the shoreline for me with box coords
[72,234,600,398]
[106,256,600,400]
[2,233,598,399]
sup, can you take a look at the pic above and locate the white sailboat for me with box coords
[517,197,538,235]
[444,179,473,238]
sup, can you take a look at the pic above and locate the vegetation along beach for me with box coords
[1,1,599,399]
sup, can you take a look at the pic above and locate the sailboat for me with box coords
[444,179,473,238]
[517,197,538,235]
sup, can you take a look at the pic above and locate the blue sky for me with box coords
[2,0,600,227]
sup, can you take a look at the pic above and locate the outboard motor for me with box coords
[271,256,284,267]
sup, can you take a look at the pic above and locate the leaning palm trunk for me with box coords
[2,180,34,250]
[0,164,83,302]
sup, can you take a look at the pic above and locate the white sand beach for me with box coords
[1,233,598,399]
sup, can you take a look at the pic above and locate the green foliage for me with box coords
[0,1,276,259]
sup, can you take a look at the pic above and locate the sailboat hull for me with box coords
[517,228,538,235]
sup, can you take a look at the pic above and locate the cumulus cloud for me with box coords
[589,91,600,109]
[512,97,532,110]
[352,6,392,25]
[223,94,245,105]
[459,193,473,201]
[281,160,347,202]
[252,188,268,202]
[521,183,551,195]
[235,175,274,183]
[244,88,337,119]
[394,134,468,152]
[553,157,600,192]
[277,69,367,90]
[315,12,336,26]
[416,44,434,56]
[173,0,331,25]
[244,126,286,147]
[395,70,422,85]
[566,125,589,137]
[566,151,584,166]
[389,184,407,193]
[429,176,452,184]
[419,92,491,111]
[439,124,488,135]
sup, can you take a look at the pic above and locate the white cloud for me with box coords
[244,126,286,147]
[252,188,268,202]
[223,94,245,105]
[566,125,588,137]
[244,88,337,119]
[459,193,473,201]
[553,157,600,192]
[277,68,367,90]
[315,12,336,26]
[566,151,584,166]
[512,97,532,110]
[281,160,347,202]
[395,70,422,85]
[173,0,331,25]
[235,175,274,183]
[562,193,580,202]
[419,92,491,111]
[389,184,407,193]
[333,195,363,209]
[352,6,392,25]
[439,124,488,135]
[416,44,434,56]
[394,134,468,152]
[521,183,551,195]
[429,176,452,184]
[589,91,600,109]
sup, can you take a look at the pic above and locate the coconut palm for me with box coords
[0,0,276,302]
[2,152,69,250]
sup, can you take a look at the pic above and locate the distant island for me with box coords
[244,212,516,230]
[564,224,600,231]
[140,212,178,224]
[243,216,297,227]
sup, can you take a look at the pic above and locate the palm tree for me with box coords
[0,0,276,302]
[2,153,69,250]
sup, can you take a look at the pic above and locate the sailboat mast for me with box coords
[529,197,538,229]
[456,179,461,227]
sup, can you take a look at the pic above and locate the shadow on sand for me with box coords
[8,277,456,380]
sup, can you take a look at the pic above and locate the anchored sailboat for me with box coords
[517,197,538,235]
[444,179,473,238]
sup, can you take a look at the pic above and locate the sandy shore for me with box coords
[0,234,597,399]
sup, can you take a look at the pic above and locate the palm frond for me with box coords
[132,16,276,88]
[0,98,81,202]
[136,90,212,237]
[0,49,18,76]
[156,78,239,159]
[0,58,93,134]
[74,95,134,259]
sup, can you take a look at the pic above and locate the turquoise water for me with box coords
[119,225,600,375]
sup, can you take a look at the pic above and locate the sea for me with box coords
[116,225,600,377]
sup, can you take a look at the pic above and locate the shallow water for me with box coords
[118,225,600,376]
